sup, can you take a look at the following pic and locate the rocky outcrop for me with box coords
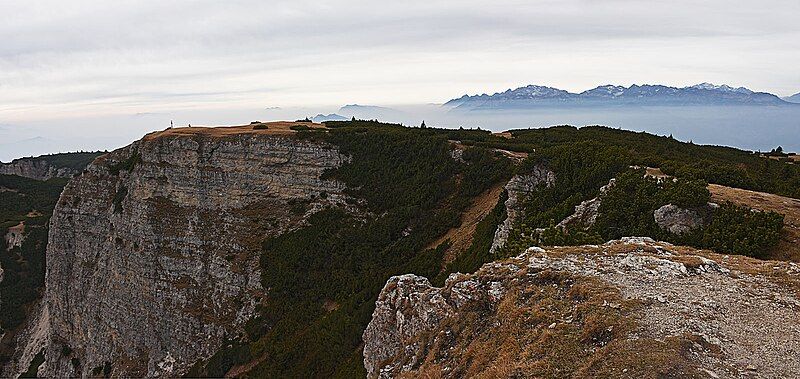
[4,222,25,251]
[364,238,800,378]
[654,203,716,235]
[556,178,615,232]
[7,128,350,378]
[489,166,555,254]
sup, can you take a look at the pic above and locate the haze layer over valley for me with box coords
[4,97,800,162]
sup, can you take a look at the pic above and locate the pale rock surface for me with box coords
[556,178,616,231]
[4,222,25,251]
[365,238,800,378]
[489,166,555,254]
[654,203,715,235]
[6,130,349,378]
[0,158,79,181]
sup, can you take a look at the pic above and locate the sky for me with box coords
[1,1,800,160]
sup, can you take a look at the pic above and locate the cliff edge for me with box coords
[7,123,348,377]
[364,238,800,378]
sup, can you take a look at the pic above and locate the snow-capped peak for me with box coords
[582,85,627,97]
[688,83,753,94]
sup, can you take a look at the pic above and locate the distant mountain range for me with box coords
[446,83,794,109]
[338,104,408,121]
[311,113,349,123]
[784,92,800,104]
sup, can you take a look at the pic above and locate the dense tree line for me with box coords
[503,166,783,259]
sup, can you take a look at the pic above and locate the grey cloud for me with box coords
[0,0,798,121]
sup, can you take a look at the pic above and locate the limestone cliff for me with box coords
[0,152,101,181]
[0,159,74,181]
[489,166,555,255]
[364,238,800,378]
[7,124,349,377]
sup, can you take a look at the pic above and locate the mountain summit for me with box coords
[446,83,790,109]
[784,92,800,103]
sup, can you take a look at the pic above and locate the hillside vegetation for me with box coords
[0,174,68,363]
[188,121,516,377]
[182,121,797,377]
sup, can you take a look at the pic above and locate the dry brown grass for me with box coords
[226,352,268,378]
[142,121,326,141]
[426,183,505,266]
[494,149,529,161]
[645,166,670,179]
[397,269,705,378]
[763,154,800,163]
[709,183,800,261]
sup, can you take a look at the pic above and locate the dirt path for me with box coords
[427,183,505,266]
[709,184,800,262]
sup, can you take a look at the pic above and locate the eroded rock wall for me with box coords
[0,159,77,181]
[488,166,555,254]
[13,131,348,377]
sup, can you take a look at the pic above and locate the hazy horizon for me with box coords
[1,0,799,161]
[3,103,800,162]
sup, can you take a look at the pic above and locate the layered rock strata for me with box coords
[7,127,349,377]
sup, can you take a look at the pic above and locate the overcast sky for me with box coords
[1,0,799,123]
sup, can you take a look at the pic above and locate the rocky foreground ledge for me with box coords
[363,238,800,378]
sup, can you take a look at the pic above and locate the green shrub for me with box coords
[108,151,141,175]
[661,178,710,208]
[0,173,66,336]
[20,350,44,378]
[112,186,128,213]
[702,203,783,258]
[592,169,782,258]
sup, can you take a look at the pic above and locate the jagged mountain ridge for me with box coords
[311,113,349,123]
[446,83,791,109]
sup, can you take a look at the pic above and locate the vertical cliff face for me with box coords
[19,126,349,377]
[0,159,74,181]
[0,152,101,181]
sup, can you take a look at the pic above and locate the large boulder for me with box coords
[654,203,715,235]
